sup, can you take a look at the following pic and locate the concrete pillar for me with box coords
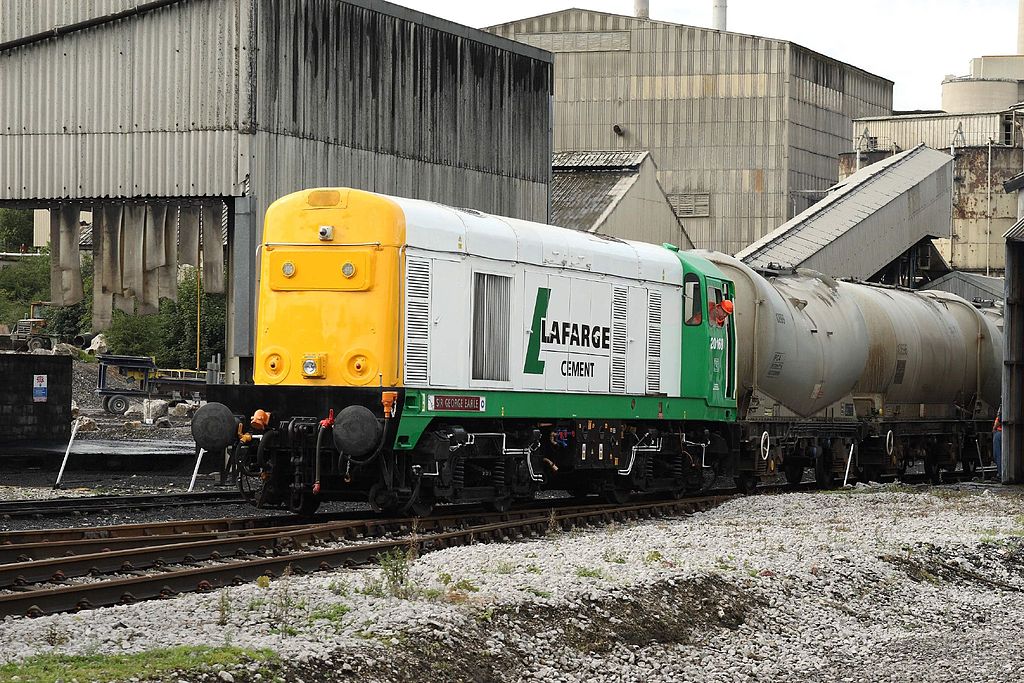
[713,0,727,31]
[225,196,256,384]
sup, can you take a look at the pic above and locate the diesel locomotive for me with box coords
[192,188,1003,515]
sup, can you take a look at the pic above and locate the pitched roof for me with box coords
[550,151,648,233]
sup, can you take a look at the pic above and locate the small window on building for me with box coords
[1004,114,1015,146]
[472,272,512,381]
[684,275,703,325]
[669,193,711,219]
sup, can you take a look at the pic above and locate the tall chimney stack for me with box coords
[1018,0,1024,54]
[713,0,727,31]
[635,0,649,19]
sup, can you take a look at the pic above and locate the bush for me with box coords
[0,208,33,253]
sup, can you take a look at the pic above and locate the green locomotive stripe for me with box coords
[393,388,734,450]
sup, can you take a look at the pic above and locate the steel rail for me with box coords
[0,492,248,518]
[0,495,730,618]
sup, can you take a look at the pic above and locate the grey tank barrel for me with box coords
[191,402,240,451]
[333,405,382,457]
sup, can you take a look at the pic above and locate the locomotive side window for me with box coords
[471,272,512,381]
[708,285,724,326]
[684,275,703,325]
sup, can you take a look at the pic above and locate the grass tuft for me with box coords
[0,646,275,683]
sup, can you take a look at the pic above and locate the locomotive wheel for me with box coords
[486,495,513,513]
[783,462,803,486]
[290,493,321,516]
[733,473,757,495]
[368,483,398,514]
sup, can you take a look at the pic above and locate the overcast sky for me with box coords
[391,0,1018,111]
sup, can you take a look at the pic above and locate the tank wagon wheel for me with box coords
[923,455,941,485]
[106,394,130,415]
[814,450,835,488]
[603,488,632,505]
[961,453,978,477]
[733,472,758,495]
[783,462,804,487]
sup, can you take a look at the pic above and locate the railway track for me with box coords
[0,495,729,618]
[0,491,248,519]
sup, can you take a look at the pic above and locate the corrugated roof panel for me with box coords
[737,145,953,279]
[1007,216,1024,241]
[549,167,637,231]
[552,150,648,169]
[925,271,1005,301]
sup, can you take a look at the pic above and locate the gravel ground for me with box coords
[2,484,1023,682]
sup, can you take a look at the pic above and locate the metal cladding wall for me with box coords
[0,0,144,43]
[1004,231,1023,483]
[0,0,242,200]
[488,10,892,255]
[251,0,552,222]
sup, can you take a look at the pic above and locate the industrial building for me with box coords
[840,110,1019,275]
[550,151,693,248]
[488,3,893,255]
[1005,218,1023,483]
[0,0,553,380]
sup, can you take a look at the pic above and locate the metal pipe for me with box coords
[842,442,855,487]
[1018,0,1024,54]
[713,0,727,30]
[987,138,993,277]
[53,418,82,489]
[188,449,205,492]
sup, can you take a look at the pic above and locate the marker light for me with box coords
[341,261,356,278]
[282,261,296,278]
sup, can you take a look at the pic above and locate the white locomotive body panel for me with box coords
[394,197,683,397]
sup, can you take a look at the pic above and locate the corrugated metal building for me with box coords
[737,145,953,284]
[843,110,1020,274]
[923,270,1005,303]
[0,0,553,378]
[1003,217,1024,483]
[550,151,693,249]
[487,8,892,255]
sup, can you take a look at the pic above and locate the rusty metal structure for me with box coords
[0,0,553,380]
[841,111,1020,275]
[487,8,893,255]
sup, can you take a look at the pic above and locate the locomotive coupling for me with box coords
[191,402,241,451]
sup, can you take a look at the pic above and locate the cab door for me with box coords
[705,277,731,407]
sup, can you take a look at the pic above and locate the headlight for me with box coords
[341,261,356,278]
[301,354,326,378]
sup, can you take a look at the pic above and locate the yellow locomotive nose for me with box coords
[253,189,405,387]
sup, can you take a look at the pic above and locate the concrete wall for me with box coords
[489,9,892,255]
[0,354,71,443]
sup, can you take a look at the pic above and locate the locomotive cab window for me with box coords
[471,272,512,381]
[684,275,703,325]
[708,285,725,327]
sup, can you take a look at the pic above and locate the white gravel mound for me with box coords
[2,484,1024,682]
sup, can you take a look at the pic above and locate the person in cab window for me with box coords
[993,405,1002,478]
[710,299,734,327]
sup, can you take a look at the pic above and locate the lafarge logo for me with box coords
[524,287,611,377]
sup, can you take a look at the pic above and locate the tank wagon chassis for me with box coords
[196,386,739,516]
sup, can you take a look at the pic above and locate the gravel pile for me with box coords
[2,484,1023,682]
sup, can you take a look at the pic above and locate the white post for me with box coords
[53,418,82,489]
[842,442,856,487]
[188,448,205,492]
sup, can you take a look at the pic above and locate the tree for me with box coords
[0,252,49,327]
[0,209,34,253]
